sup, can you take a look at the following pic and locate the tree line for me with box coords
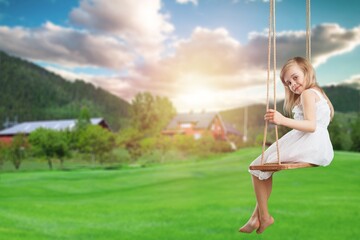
[0,92,236,171]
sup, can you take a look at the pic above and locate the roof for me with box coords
[165,112,242,136]
[223,122,242,136]
[165,112,218,130]
[0,118,106,136]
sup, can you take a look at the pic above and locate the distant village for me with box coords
[0,112,242,146]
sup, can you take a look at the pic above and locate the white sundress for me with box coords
[249,89,334,180]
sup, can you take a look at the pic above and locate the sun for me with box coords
[176,85,219,112]
[171,73,223,112]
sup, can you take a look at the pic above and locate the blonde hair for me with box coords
[280,57,334,119]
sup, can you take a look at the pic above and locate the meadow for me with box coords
[0,148,359,240]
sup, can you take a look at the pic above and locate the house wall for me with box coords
[0,136,13,144]
[163,115,227,140]
[210,116,226,140]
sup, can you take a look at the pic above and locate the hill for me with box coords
[0,51,130,131]
[323,85,360,113]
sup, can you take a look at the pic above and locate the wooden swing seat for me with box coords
[249,162,317,172]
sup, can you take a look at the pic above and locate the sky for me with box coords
[0,0,359,113]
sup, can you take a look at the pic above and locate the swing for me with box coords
[249,0,317,172]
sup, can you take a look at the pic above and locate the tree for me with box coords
[117,127,144,161]
[9,133,28,170]
[28,128,69,169]
[155,135,174,159]
[75,106,91,132]
[0,142,9,169]
[130,92,176,135]
[173,134,197,155]
[69,106,92,151]
[351,115,360,152]
[77,125,115,163]
[153,95,177,133]
[328,117,342,150]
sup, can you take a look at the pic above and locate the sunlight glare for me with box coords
[176,84,218,112]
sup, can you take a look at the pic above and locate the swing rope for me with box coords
[306,0,311,62]
[259,0,311,167]
[261,0,280,165]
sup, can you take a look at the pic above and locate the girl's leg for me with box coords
[239,203,260,233]
[264,175,273,197]
[239,175,273,233]
[252,175,274,234]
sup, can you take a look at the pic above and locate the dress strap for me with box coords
[308,88,325,100]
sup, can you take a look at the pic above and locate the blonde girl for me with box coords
[239,56,334,234]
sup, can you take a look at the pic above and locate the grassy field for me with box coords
[0,148,359,240]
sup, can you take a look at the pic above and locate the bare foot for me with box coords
[239,218,260,233]
[256,216,274,234]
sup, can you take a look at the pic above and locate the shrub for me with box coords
[77,125,115,164]
[9,133,29,170]
[28,128,69,169]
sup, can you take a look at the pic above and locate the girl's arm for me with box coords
[265,89,317,132]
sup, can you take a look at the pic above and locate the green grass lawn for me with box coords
[0,148,359,240]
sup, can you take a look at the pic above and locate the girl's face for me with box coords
[283,64,306,95]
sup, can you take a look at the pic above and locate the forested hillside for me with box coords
[323,85,359,113]
[0,51,130,131]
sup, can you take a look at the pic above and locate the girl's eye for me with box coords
[294,76,298,80]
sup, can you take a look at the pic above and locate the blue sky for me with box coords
[0,0,359,112]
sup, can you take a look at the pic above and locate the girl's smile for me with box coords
[283,64,305,94]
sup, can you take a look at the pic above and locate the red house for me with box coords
[162,112,241,140]
[0,118,110,144]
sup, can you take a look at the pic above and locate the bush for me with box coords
[77,125,115,164]
[112,148,131,164]
[212,140,233,153]
[328,115,352,151]
[172,135,197,155]
[137,149,189,165]
[28,128,69,169]
[9,133,29,170]
[137,150,164,165]
[117,127,143,161]
[0,142,10,169]
[139,137,157,155]
[351,115,360,152]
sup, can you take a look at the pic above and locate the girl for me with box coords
[239,56,334,234]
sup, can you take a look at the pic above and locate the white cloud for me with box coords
[130,23,360,92]
[0,22,135,69]
[176,0,198,5]
[338,74,360,89]
[311,24,360,66]
[69,0,174,59]
[344,74,360,84]
[172,27,242,76]
[245,23,360,68]
[40,22,360,111]
[120,23,360,111]
[0,0,176,69]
